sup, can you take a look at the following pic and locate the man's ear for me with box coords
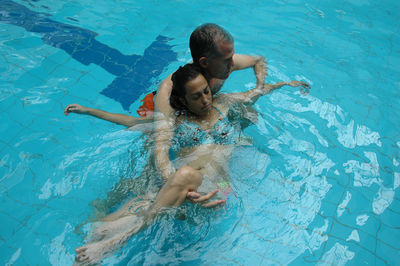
[198,57,208,68]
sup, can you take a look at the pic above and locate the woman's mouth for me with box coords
[202,104,211,110]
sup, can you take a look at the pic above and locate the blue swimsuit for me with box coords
[170,106,240,202]
[171,106,239,152]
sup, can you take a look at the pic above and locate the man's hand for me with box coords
[287,81,310,95]
[187,190,225,208]
[64,103,88,116]
[254,56,267,88]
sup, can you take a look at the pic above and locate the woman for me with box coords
[74,64,309,264]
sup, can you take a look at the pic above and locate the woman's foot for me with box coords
[74,241,107,265]
[75,219,145,265]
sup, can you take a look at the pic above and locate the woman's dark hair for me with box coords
[170,64,202,111]
[189,23,234,64]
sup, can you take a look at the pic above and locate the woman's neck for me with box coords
[187,105,218,126]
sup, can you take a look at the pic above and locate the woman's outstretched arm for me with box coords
[64,103,151,127]
[222,80,310,105]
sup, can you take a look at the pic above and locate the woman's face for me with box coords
[182,74,212,116]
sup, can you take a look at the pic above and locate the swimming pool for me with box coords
[1,0,399,264]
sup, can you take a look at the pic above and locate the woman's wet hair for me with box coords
[189,23,234,64]
[170,64,202,111]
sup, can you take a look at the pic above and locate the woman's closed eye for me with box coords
[192,88,210,100]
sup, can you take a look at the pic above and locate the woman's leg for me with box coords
[89,198,152,242]
[75,166,202,265]
[152,166,202,208]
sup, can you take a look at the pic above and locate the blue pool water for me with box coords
[1,0,399,265]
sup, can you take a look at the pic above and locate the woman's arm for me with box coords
[64,103,150,127]
[223,80,310,105]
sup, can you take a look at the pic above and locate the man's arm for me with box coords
[153,74,176,181]
[64,103,151,127]
[232,54,267,88]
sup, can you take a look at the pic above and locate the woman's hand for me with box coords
[64,103,89,116]
[287,81,311,95]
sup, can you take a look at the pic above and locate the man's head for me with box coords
[190,23,235,80]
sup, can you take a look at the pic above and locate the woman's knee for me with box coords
[172,166,202,188]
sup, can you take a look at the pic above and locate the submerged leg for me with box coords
[75,166,202,265]
[152,166,202,208]
[88,198,152,242]
[102,196,152,222]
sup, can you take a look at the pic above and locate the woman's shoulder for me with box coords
[213,95,234,115]
[213,94,239,110]
[213,93,231,104]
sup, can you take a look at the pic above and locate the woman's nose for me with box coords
[201,94,209,104]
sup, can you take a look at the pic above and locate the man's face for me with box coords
[205,41,235,80]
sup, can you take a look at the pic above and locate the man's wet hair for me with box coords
[170,64,203,111]
[189,23,234,64]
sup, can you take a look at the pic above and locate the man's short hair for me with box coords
[189,23,234,64]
